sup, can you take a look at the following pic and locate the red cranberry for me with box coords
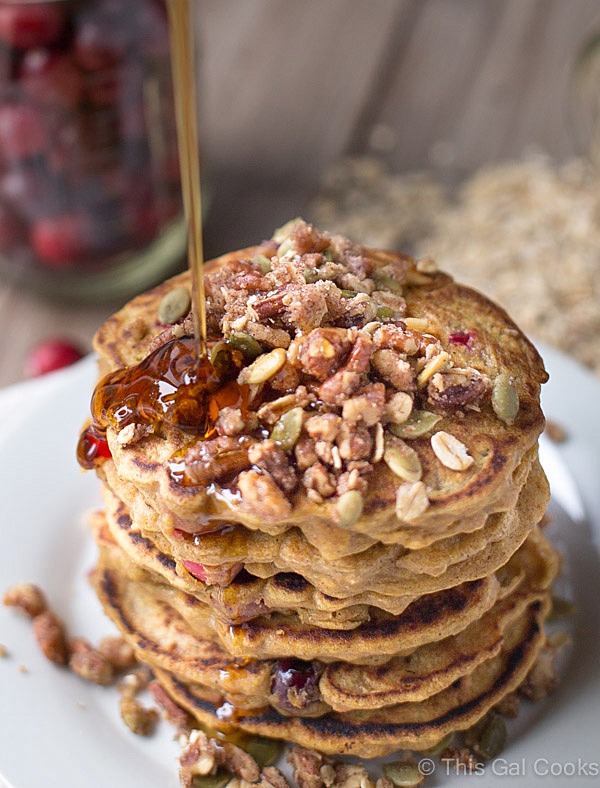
[1,166,65,220]
[448,330,476,347]
[76,425,111,469]
[0,200,26,250]
[0,104,46,160]
[182,560,208,583]
[31,213,95,268]
[26,338,84,377]
[74,8,130,71]
[0,3,66,50]
[19,50,84,111]
[271,659,322,714]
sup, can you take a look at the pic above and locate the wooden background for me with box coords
[1,0,599,387]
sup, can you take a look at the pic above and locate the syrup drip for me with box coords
[76,337,248,470]
[167,0,207,360]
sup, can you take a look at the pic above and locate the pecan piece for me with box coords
[296,328,351,381]
[68,637,115,685]
[427,368,488,408]
[319,333,373,406]
[237,470,292,520]
[33,610,68,665]
[248,439,297,493]
[3,583,47,618]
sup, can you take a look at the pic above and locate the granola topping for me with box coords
[83,219,500,526]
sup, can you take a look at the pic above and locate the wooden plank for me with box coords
[199,0,402,183]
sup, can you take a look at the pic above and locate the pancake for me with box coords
[152,596,550,758]
[95,522,556,665]
[88,219,547,549]
[92,521,557,718]
[100,455,547,609]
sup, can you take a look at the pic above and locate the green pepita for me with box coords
[383,440,422,482]
[340,289,359,298]
[389,410,442,439]
[158,286,191,325]
[382,760,425,787]
[252,254,272,273]
[270,407,304,452]
[336,490,364,529]
[492,373,519,424]
[473,713,507,760]
[373,271,403,293]
[376,306,395,320]
[243,736,282,767]
[423,732,454,755]
[228,332,263,362]
[210,341,241,378]
[191,769,230,788]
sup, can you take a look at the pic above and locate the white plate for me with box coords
[0,347,599,788]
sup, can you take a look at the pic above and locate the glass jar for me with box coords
[0,0,185,301]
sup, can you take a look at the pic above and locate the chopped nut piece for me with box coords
[403,316,429,332]
[3,583,47,618]
[519,633,570,701]
[430,431,474,471]
[341,383,385,426]
[0,644,7,657]
[120,694,158,736]
[287,746,327,788]
[237,470,292,520]
[372,349,414,391]
[545,419,567,443]
[395,481,429,522]
[68,638,114,685]
[494,692,521,719]
[372,422,384,462]
[417,350,451,386]
[305,413,343,443]
[33,611,68,665]
[98,636,137,671]
[384,392,413,424]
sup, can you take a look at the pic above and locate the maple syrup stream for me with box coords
[77,0,249,472]
[167,0,207,359]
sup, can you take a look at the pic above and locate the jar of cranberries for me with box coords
[0,0,185,300]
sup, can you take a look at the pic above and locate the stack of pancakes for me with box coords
[82,220,558,758]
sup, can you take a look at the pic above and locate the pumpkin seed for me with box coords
[336,490,364,529]
[210,341,242,378]
[492,373,519,424]
[389,410,441,439]
[340,289,359,298]
[191,769,230,788]
[240,348,287,384]
[382,760,425,787]
[252,254,272,273]
[473,714,507,760]
[373,271,403,293]
[228,332,263,362]
[383,439,422,482]
[376,305,395,320]
[270,407,304,452]
[243,736,282,767]
[158,286,191,324]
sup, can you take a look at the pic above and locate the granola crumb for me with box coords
[68,637,115,685]
[18,663,28,674]
[33,610,69,665]
[545,419,568,443]
[3,583,47,618]
[120,694,158,736]
[0,643,8,657]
